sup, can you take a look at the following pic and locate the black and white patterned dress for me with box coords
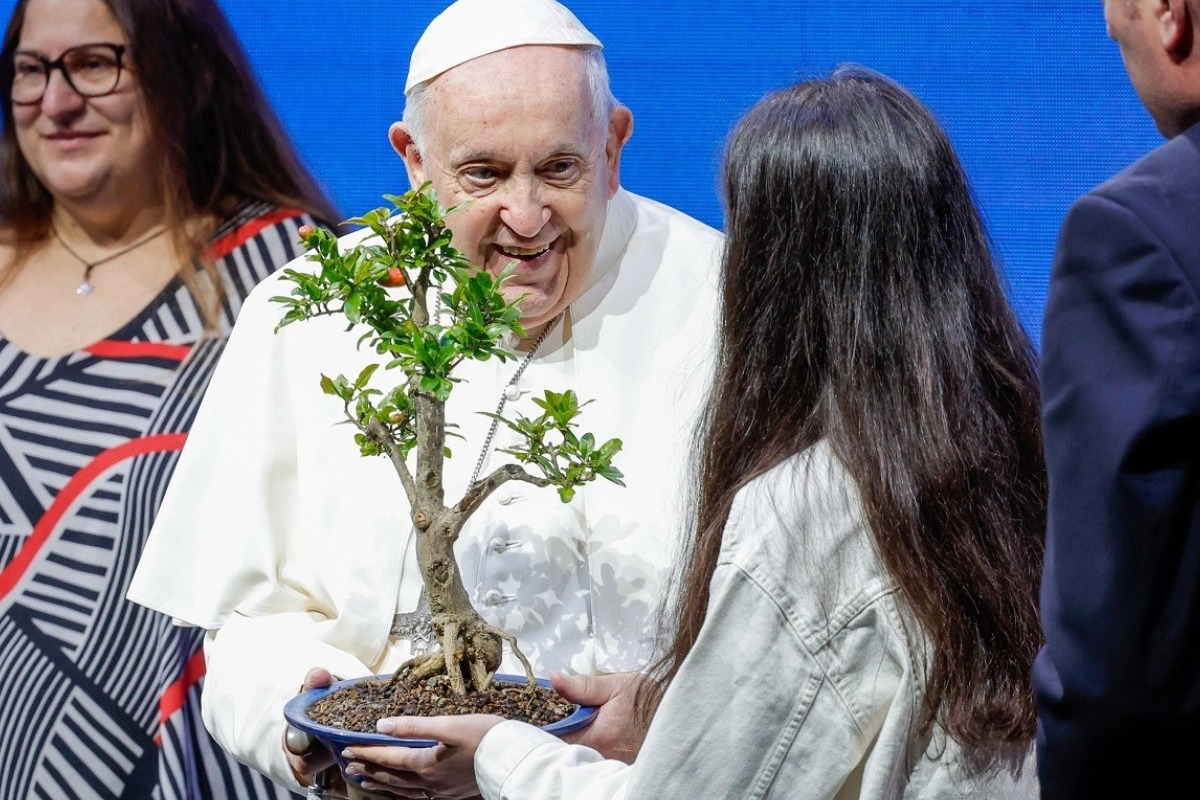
[0,203,313,800]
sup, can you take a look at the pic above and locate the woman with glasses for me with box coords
[0,0,338,797]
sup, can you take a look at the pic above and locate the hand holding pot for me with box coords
[286,668,341,788]
[554,671,648,763]
[341,714,504,799]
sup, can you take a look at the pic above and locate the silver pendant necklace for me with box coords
[53,224,167,296]
[391,311,565,654]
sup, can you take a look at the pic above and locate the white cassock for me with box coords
[127,188,723,790]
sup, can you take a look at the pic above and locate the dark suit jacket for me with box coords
[1035,123,1200,797]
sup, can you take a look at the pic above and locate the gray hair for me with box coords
[402,46,619,153]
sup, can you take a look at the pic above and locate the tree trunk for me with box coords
[406,390,506,694]
[412,509,504,694]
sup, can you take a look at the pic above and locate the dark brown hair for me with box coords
[0,0,339,316]
[643,66,1046,747]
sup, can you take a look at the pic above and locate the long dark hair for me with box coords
[644,67,1046,747]
[0,0,338,314]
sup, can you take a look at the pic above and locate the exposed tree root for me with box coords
[388,614,538,696]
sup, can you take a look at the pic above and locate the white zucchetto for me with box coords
[404,0,602,94]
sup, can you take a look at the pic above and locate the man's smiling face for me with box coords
[394,46,630,328]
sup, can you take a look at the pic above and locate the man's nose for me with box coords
[498,180,551,238]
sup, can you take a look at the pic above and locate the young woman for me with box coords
[0,0,338,796]
[344,66,1046,800]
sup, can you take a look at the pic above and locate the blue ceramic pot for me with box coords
[285,673,596,775]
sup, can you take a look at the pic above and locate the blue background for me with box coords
[4,1,1165,344]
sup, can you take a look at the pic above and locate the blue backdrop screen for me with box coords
[1,1,1164,344]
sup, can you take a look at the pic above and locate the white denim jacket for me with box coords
[475,442,1039,799]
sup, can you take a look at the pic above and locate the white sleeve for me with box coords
[127,269,311,629]
[202,612,375,792]
[129,265,397,788]
[476,721,635,800]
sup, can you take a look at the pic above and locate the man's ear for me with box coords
[1159,0,1193,57]
[389,122,428,189]
[604,106,634,197]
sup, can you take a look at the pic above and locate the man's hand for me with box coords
[284,668,341,790]
[342,714,503,799]
[554,671,649,763]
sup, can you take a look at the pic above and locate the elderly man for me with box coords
[128,0,721,795]
[1035,0,1200,796]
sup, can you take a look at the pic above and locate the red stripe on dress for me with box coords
[0,433,188,600]
[84,340,192,361]
[156,647,207,745]
[204,208,306,261]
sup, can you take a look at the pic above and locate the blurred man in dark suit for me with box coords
[1035,0,1200,796]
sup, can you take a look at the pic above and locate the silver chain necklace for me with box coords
[53,224,167,296]
[468,312,562,485]
[392,308,565,654]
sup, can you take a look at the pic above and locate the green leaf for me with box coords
[597,438,624,460]
[355,393,373,420]
[344,292,363,323]
[557,486,576,503]
[597,466,626,486]
[354,363,380,391]
[331,376,353,401]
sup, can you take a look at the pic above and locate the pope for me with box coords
[127,0,723,796]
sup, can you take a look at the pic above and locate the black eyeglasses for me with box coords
[11,43,126,105]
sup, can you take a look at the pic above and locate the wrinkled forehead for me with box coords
[423,46,599,155]
[430,46,591,107]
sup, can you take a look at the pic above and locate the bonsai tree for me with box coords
[272,186,624,698]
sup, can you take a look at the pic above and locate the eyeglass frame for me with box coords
[9,43,127,106]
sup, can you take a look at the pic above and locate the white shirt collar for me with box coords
[580,187,636,298]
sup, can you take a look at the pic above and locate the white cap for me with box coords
[404,0,602,94]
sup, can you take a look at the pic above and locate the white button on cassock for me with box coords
[504,385,521,401]
[484,590,504,606]
[497,492,514,505]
